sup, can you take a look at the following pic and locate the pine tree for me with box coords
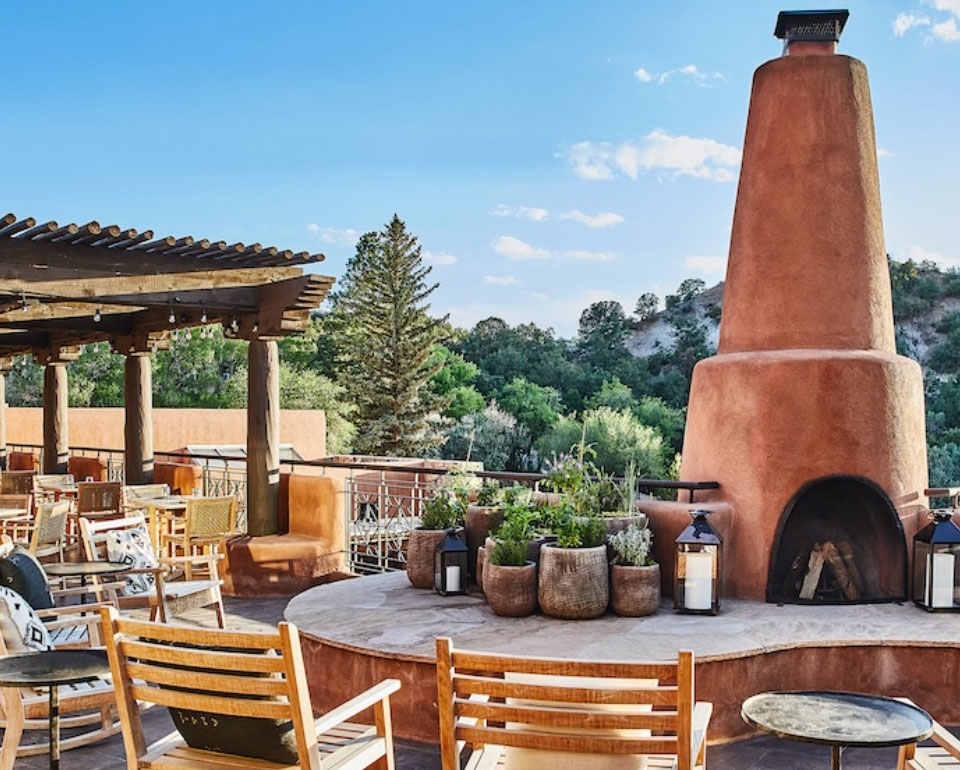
[332,215,448,456]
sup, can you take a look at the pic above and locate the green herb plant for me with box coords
[420,491,463,530]
[475,479,503,507]
[609,523,655,567]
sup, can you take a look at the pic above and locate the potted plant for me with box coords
[538,505,610,619]
[483,507,537,618]
[465,479,503,579]
[407,491,463,589]
[609,523,660,617]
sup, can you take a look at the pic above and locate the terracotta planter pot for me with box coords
[484,562,538,617]
[406,528,448,589]
[465,506,503,579]
[538,544,609,620]
[476,536,497,591]
[611,563,661,617]
[603,513,649,536]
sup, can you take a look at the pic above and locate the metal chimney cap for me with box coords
[774,9,850,42]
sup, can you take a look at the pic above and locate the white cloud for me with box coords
[892,12,931,35]
[564,249,616,261]
[905,243,959,268]
[423,250,458,266]
[556,209,625,228]
[305,224,361,246]
[491,235,551,260]
[930,0,960,15]
[877,148,894,158]
[931,17,960,39]
[491,205,624,228]
[684,255,727,276]
[635,64,725,86]
[490,204,550,221]
[562,130,741,183]
[483,275,520,285]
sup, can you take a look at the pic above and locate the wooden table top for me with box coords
[0,650,109,688]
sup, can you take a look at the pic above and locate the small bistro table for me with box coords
[0,649,110,770]
[44,560,130,602]
[741,691,934,770]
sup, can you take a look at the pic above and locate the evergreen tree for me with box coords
[332,215,448,455]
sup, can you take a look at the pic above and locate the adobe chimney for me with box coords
[774,9,849,56]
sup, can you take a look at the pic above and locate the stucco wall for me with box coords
[5,407,326,460]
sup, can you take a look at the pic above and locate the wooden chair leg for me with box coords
[373,697,395,770]
[214,595,225,629]
[0,693,23,770]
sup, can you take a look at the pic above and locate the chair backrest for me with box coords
[100,608,320,770]
[67,455,107,482]
[35,473,75,489]
[154,462,202,495]
[31,500,70,553]
[78,481,122,516]
[435,637,696,770]
[1,470,35,495]
[7,452,39,472]
[81,514,153,562]
[0,494,31,514]
[185,497,238,539]
[123,484,170,503]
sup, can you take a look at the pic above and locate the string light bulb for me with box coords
[200,309,208,324]
[168,308,176,324]
[93,307,102,323]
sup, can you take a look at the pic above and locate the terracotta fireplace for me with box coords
[680,11,929,602]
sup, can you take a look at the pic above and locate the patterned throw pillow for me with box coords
[0,585,53,652]
[106,525,159,596]
[0,547,54,611]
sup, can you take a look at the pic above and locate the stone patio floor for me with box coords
[8,595,935,770]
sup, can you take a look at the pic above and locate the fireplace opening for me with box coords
[767,475,907,604]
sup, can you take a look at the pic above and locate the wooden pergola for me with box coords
[0,212,334,535]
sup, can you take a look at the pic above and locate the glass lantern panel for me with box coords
[914,541,931,604]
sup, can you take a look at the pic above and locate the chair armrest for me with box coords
[159,554,224,565]
[313,679,401,736]
[692,701,712,755]
[36,602,115,618]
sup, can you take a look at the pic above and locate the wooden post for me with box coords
[247,339,280,536]
[124,354,154,484]
[0,367,7,471]
[42,363,69,473]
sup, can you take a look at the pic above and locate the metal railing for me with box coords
[3,443,719,574]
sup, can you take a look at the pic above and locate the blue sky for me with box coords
[1,0,957,335]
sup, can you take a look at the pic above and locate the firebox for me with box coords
[677,10,930,603]
[767,476,907,604]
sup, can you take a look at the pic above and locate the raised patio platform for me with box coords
[285,570,960,743]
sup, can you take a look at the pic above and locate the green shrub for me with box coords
[555,511,606,549]
[489,538,529,567]
[475,480,502,507]
[420,492,463,530]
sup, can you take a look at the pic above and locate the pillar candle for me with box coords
[445,564,461,593]
[684,552,713,611]
[926,552,955,608]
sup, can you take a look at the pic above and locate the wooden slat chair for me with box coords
[898,699,960,770]
[77,480,123,519]
[436,637,711,770]
[161,496,238,579]
[0,600,120,770]
[123,484,171,511]
[1,470,35,496]
[0,494,33,540]
[80,514,227,628]
[34,473,75,503]
[101,608,401,770]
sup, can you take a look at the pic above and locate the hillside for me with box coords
[627,260,960,374]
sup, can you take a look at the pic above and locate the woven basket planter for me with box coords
[406,528,448,589]
[538,544,609,619]
[603,513,649,537]
[611,563,661,617]
[526,533,558,566]
[484,562,538,617]
[465,506,503,579]
[476,536,497,591]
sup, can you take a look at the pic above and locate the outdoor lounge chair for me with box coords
[0,597,120,770]
[435,637,711,770]
[101,607,401,770]
[898,699,960,769]
[80,513,226,627]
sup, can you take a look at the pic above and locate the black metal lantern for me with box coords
[913,509,960,611]
[435,528,468,596]
[675,509,723,615]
